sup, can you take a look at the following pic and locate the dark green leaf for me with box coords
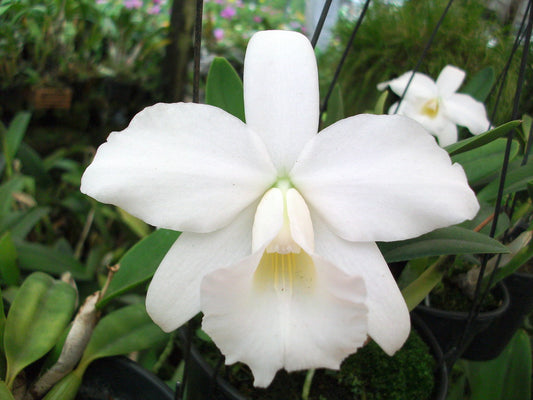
[452,139,519,187]
[0,177,24,217]
[97,229,180,308]
[478,162,533,202]
[206,57,245,122]
[3,111,31,165]
[4,272,76,389]
[379,226,508,263]
[0,207,49,240]
[0,381,15,400]
[445,120,521,156]
[15,241,90,280]
[77,303,167,374]
[463,330,531,400]
[0,232,19,286]
[17,142,52,186]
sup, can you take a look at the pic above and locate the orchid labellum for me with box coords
[378,65,490,147]
[81,30,479,386]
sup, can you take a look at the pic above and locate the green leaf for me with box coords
[77,303,167,373]
[206,57,245,122]
[378,226,508,263]
[7,206,49,240]
[373,90,388,115]
[452,139,519,187]
[488,231,533,287]
[4,272,76,389]
[0,178,24,218]
[462,330,531,400]
[0,381,15,400]
[16,142,52,186]
[401,256,448,311]
[323,84,344,128]
[41,370,82,400]
[97,229,180,308]
[2,112,31,170]
[445,120,521,156]
[478,162,533,202]
[461,67,495,102]
[0,232,19,286]
[117,207,151,238]
[14,241,90,280]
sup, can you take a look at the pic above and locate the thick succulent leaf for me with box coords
[4,272,76,388]
[206,57,245,122]
[445,120,520,156]
[77,303,167,374]
[97,229,180,308]
[0,381,15,400]
[378,226,508,262]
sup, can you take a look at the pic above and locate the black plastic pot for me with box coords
[414,282,510,361]
[76,356,174,400]
[181,314,447,400]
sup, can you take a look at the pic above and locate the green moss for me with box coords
[337,331,435,400]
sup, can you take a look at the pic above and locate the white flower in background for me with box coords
[378,65,490,147]
[81,31,479,386]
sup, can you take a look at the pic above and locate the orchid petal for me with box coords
[252,188,284,252]
[378,71,438,100]
[433,120,459,147]
[291,114,479,242]
[287,188,315,252]
[201,249,367,387]
[81,103,276,233]
[312,215,409,355]
[443,93,490,134]
[244,30,319,172]
[436,65,465,97]
[146,202,257,332]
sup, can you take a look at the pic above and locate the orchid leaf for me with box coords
[76,303,168,374]
[1,112,31,178]
[41,371,82,400]
[373,90,388,115]
[0,207,49,240]
[206,57,245,122]
[0,177,24,217]
[14,241,90,280]
[97,228,180,308]
[477,162,533,202]
[0,232,19,286]
[323,84,344,128]
[16,142,52,186]
[462,330,531,400]
[117,207,151,238]
[378,226,508,263]
[445,120,521,156]
[0,381,15,400]
[401,257,448,311]
[3,272,76,389]
[461,66,495,102]
[452,139,519,187]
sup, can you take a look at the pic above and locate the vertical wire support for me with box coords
[319,0,371,121]
[192,0,205,104]
[392,0,455,114]
[449,0,533,368]
[177,2,204,398]
[310,0,333,48]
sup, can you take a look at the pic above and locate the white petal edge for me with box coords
[81,103,276,233]
[146,202,257,332]
[443,93,490,134]
[378,71,438,101]
[434,119,459,147]
[436,65,465,97]
[312,214,409,355]
[290,114,480,242]
[244,30,320,172]
[201,248,367,387]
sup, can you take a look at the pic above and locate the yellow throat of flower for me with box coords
[421,98,439,118]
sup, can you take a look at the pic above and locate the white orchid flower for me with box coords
[81,31,479,387]
[378,65,490,147]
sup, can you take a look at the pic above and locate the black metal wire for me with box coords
[319,0,371,121]
[310,0,333,48]
[392,0,455,114]
[193,0,204,104]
